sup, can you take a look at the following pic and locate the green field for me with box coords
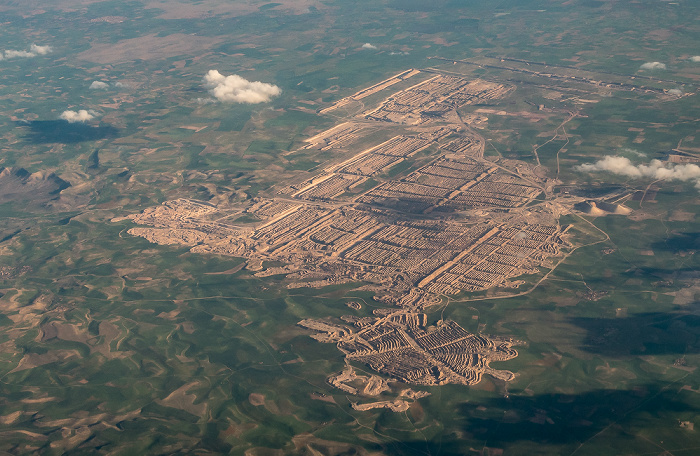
[0,0,699,454]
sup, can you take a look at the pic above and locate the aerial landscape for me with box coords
[0,0,699,454]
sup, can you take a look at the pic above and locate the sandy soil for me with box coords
[159,382,207,416]
[77,33,225,64]
[248,393,265,406]
[145,0,324,20]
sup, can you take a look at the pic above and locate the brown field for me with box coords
[144,0,325,19]
[77,33,225,64]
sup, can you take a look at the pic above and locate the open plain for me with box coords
[0,0,699,454]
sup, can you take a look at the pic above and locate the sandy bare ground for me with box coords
[291,434,378,456]
[76,33,224,64]
[0,0,103,13]
[145,0,324,19]
[248,393,265,406]
[10,349,82,373]
[158,382,207,416]
[1,0,321,16]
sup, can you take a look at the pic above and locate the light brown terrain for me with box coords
[364,73,513,125]
[77,33,224,64]
[300,311,519,387]
[144,0,325,20]
[320,69,423,114]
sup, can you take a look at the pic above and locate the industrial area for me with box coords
[124,69,582,390]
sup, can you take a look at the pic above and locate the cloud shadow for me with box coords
[570,312,700,357]
[18,120,119,144]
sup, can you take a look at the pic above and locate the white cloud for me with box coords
[29,44,52,55]
[576,155,700,188]
[60,109,96,123]
[690,56,700,62]
[113,82,129,88]
[4,49,36,59]
[202,70,281,104]
[640,61,666,70]
[89,81,109,90]
[618,147,646,157]
[2,44,52,60]
[361,43,378,50]
[668,88,683,95]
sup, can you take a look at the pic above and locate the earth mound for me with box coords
[0,167,70,205]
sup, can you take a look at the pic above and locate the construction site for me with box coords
[299,312,519,387]
[123,69,578,389]
[363,74,513,124]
